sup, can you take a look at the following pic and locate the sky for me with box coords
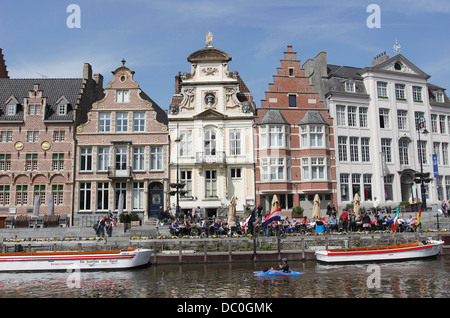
[1,0,450,110]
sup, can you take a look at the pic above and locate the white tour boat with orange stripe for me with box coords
[315,240,443,263]
[0,248,152,271]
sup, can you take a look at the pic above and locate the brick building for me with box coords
[0,49,102,226]
[255,46,336,217]
[74,60,169,226]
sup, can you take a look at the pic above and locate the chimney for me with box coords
[174,72,182,94]
[372,51,389,66]
[0,48,10,78]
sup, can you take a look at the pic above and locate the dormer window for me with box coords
[436,91,444,103]
[58,104,67,116]
[7,104,16,116]
[116,90,130,103]
[345,81,355,93]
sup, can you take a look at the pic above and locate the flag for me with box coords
[416,208,422,227]
[240,207,256,233]
[392,204,401,232]
[262,206,282,227]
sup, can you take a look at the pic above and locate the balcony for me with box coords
[196,151,226,164]
[108,166,132,179]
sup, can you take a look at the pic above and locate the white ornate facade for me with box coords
[168,42,256,218]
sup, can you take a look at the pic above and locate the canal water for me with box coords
[0,256,448,298]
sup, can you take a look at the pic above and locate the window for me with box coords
[52,153,64,171]
[115,182,127,210]
[384,175,393,201]
[345,81,355,92]
[29,104,41,115]
[132,182,145,210]
[133,112,145,132]
[442,143,449,166]
[27,131,39,142]
[133,147,145,171]
[150,146,163,171]
[261,159,269,181]
[229,130,241,155]
[377,82,388,98]
[26,153,38,171]
[431,114,438,133]
[417,140,427,165]
[51,185,64,205]
[34,185,46,205]
[361,138,370,162]
[1,131,12,142]
[412,86,422,102]
[205,170,217,198]
[436,91,444,103]
[97,147,110,171]
[80,148,92,171]
[115,146,127,171]
[352,174,361,197]
[204,130,216,155]
[288,68,294,76]
[336,105,346,126]
[379,109,390,128]
[79,182,91,210]
[58,104,67,116]
[289,95,296,107]
[7,104,16,116]
[99,113,111,132]
[347,106,357,127]
[270,158,285,180]
[16,185,28,206]
[363,174,372,201]
[179,131,192,157]
[116,112,128,132]
[0,185,10,206]
[399,140,409,165]
[434,142,441,165]
[395,84,405,100]
[349,137,359,162]
[359,107,368,128]
[0,154,11,171]
[97,182,109,211]
[309,126,323,147]
[381,139,392,163]
[338,136,347,161]
[180,170,192,197]
[446,177,450,200]
[397,110,408,130]
[116,90,130,103]
[310,158,325,179]
[231,168,241,178]
[340,174,349,201]
[53,130,65,142]
[269,126,284,148]
[440,115,446,134]
[437,176,444,201]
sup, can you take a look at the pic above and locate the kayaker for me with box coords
[277,258,289,272]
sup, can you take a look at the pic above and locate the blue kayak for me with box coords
[254,269,303,277]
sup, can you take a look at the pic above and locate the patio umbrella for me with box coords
[312,194,321,219]
[228,195,237,224]
[33,195,40,217]
[48,193,54,216]
[271,195,279,213]
[117,192,124,221]
[353,193,361,218]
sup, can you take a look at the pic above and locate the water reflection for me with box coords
[0,256,448,298]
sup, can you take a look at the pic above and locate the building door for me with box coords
[148,182,163,218]
[115,146,127,177]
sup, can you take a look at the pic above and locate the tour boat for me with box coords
[0,248,153,271]
[315,240,444,263]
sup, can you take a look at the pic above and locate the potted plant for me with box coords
[291,206,304,218]
[119,213,131,230]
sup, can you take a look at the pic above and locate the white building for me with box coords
[168,40,256,218]
[306,51,450,211]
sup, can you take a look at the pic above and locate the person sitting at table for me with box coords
[328,215,338,233]
[214,219,225,235]
[170,218,180,236]
[285,219,297,233]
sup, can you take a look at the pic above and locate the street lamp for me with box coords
[416,117,429,211]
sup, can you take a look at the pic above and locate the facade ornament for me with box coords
[201,67,218,76]
[240,101,255,114]
[204,92,216,108]
[169,103,180,115]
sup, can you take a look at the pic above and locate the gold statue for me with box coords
[206,31,213,44]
